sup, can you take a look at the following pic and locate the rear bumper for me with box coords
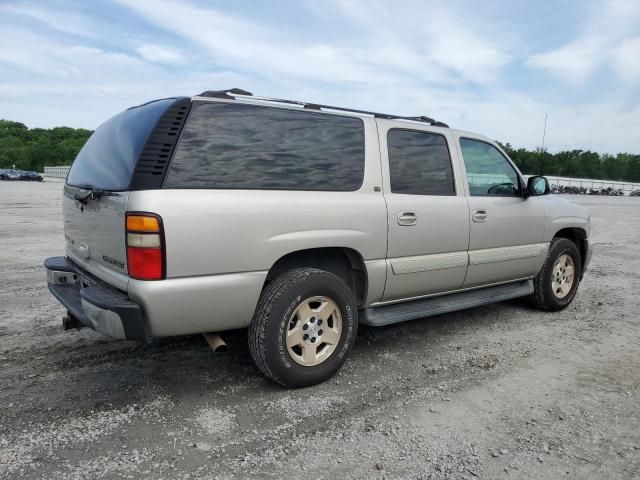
[45,256,146,340]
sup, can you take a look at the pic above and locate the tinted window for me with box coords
[387,129,455,195]
[460,138,520,196]
[164,103,365,191]
[67,98,175,190]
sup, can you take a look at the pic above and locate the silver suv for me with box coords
[45,89,592,387]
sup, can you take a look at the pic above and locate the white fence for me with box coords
[471,173,640,195]
[44,166,71,179]
[544,176,640,195]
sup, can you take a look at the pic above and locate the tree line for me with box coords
[500,143,640,183]
[1,118,639,182]
[0,120,92,173]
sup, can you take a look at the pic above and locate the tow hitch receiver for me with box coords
[63,311,83,331]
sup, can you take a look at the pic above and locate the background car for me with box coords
[0,169,43,181]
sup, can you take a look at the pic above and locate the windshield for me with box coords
[66,98,175,190]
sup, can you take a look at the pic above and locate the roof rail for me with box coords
[197,88,449,128]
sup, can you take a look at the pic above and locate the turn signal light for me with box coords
[126,213,165,280]
[126,215,160,232]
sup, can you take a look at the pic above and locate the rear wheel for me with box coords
[248,268,357,388]
[529,238,582,311]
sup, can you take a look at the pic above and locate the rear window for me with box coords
[164,103,365,191]
[66,98,175,191]
[387,129,455,195]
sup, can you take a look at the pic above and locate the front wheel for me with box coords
[529,238,582,311]
[248,268,358,388]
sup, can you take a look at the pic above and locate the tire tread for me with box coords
[529,237,581,311]
[249,268,327,387]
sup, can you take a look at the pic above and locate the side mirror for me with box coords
[525,176,550,197]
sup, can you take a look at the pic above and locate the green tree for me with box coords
[0,119,92,171]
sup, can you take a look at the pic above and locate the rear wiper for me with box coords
[73,185,120,205]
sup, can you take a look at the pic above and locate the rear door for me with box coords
[455,136,546,287]
[377,120,470,302]
[63,98,184,291]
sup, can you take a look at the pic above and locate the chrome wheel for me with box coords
[286,296,343,367]
[551,254,575,299]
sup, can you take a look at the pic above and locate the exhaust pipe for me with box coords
[203,333,228,353]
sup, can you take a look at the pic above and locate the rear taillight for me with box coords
[126,213,165,280]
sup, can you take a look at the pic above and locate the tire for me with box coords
[248,268,358,388]
[529,237,582,311]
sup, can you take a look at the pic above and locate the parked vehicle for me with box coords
[0,169,21,180]
[0,169,43,181]
[45,89,592,387]
[551,184,624,196]
[20,170,44,182]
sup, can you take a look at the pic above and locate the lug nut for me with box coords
[311,337,316,343]
[317,319,323,326]
[303,334,309,340]
[310,318,315,323]
[303,324,308,330]
[318,329,323,336]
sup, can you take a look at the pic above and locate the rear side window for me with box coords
[164,103,365,191]
[387,129,455,195]
[66,98,175,191]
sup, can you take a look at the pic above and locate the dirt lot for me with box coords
[1,181,639,480]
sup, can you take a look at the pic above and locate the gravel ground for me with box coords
[1,181,639,479]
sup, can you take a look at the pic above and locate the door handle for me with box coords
[397,211,417,226]
[472,209,488,223]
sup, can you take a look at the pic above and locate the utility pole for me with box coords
[541,113,548,151]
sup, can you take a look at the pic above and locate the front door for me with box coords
[378,121,470,302]
[456,136,547,288]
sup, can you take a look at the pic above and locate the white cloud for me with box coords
[526,0,640,85]
[612,38,640,84]
[454,98,640,154]
[0,28,146,78]
[137,44,186,65]
[0,4,99,38]
[113,0,508,87]
[328,0,509,85]
[527,39,599,84]
[0,26,251,128]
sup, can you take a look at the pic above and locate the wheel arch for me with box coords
[264,247,368,306]
[552,227,588,273]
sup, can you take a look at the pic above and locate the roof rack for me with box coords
[197,88,449,128]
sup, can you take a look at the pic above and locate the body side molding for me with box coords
[390,251,468,275]
[469,243,549,266]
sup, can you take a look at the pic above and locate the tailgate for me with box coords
[64,185,130,291]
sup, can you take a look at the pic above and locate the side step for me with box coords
[359,280,533,326]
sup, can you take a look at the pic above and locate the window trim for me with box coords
[162,101,367,192]
[459,137,524,197]
[387,127,457,196]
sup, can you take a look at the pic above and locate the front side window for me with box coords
[387,129,455,195]
[164,103,365,191]
[460,138,521,196]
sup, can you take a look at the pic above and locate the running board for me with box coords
[359,280,533,326]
